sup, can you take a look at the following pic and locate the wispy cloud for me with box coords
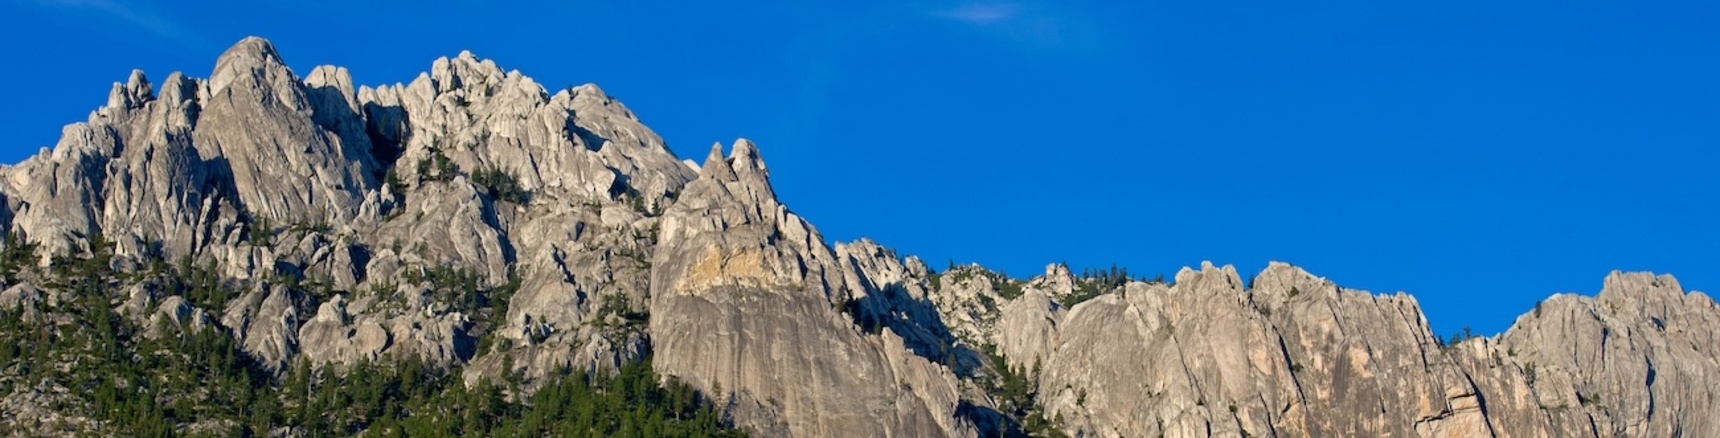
[932,3,1023,25]
[925,2,1109,56]
[29,0,204,47]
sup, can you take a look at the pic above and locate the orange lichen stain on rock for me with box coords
[679,244,774,293]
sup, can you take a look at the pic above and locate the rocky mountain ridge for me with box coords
[0,37,1714,437]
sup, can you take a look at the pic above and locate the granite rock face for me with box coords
[990,261,1719,438]
[199,38,380,228]
[1453,271,1720,437]
[0,36,691,377]
[1,36,1716,437]
[647,141,977,436]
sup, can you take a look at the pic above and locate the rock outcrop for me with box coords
[648,141,977,436]
[986,261,1719,437]
[1454,271,1720,437]
[1,36,1715,437]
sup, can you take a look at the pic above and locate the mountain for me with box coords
[0,37,1714,437]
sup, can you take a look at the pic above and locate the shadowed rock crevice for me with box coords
[361,101,409,169]
[570,122,609,153]
[955,400,1021,438]
[839,240,987,378]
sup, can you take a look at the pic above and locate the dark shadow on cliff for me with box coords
[958,400,1027,438]
[841,265,987,378]
[361,100,409,179]
[569,121,609,153]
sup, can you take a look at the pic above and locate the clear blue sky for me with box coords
[2,1,1715,337]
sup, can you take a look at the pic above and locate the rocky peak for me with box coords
[698,142,736,181]
[1174,260,1243,290]
[1249,261,1339,303]
[1478,271,1720,436]
[430,50,506,94]
[209,37,294,98]
[564,83,627,116]
[1596,270,1690,322]
[653,138,824,299]
[195,38,375,225]
[304,65,360,118]
[715,139,778,213]
[729,138,769,178]
[155,72,202,110]
[1167,261,1247,312]
[99,69,154,119]
[1025,263,1077,297]
[695,139,772,190]
[662,139,785,243]
[124,69,153,100]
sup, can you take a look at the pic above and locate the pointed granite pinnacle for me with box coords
[103,69,154,114]
[702,141,737,181]
[730,138,768,178]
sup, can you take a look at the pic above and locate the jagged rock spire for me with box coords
[701,141,735,181]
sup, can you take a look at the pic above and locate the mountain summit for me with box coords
[0,37,1715,437]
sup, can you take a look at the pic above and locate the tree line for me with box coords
[0,232,742,437]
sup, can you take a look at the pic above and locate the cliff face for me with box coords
[1463,272,1720,437]
[1013,262,1482,437]
[646,141,974,436]
[0,37,1714,437]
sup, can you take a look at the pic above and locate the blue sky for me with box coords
[2,0,1715,337]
